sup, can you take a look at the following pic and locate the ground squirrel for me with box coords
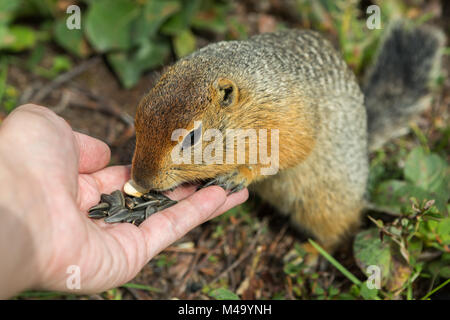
[127,22,444,251]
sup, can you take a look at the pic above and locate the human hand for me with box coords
[0,104,248,297]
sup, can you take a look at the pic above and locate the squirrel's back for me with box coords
[185,29,362,104]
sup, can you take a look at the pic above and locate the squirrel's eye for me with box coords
[182,123,202,150]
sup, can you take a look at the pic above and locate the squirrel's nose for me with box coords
[123,179,150,197]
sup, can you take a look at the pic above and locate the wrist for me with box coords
[0,155,48,298]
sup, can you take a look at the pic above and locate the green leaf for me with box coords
[0,0,22,25]
[354,228,391,283]
[191,5,229,34]
[132,0,181,45]
[51,55,72,74]
[208,287,240,300]
[107,39,170,88]
[404,147,448,193]
[359,283,379,300]
[17,0,56,18]
[373,179,448,214]
[85,0,139,52]
[0,25,36,51]
[53,19,90,57]
[372,180,408,213]
[354,228,412,292]
[437,218,450,245]
[160,0,201,36]
[173,29,196,58]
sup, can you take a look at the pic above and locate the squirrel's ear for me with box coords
[214,78,239,108]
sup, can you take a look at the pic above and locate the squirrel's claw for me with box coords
[200,170,246,194]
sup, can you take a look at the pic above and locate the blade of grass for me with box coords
[421,279,450,300]
[121,282,162,293]
[308,239,361,286]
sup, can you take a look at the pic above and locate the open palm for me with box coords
[0,104,248,294]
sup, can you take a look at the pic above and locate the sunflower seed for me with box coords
[88,209,108,219]
[100,193,116,205]
[88,202,110,212]
[90,187,178,226]
[104,208,131,223]
[145,205,157,218]
[125,210,146,223]
[156,201,177,212]
[133,199,160,210]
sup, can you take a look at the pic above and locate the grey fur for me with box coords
[363,21,445,150]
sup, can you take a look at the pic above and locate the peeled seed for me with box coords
[124,180,144,197]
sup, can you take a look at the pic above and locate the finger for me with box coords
[74,132,111,174]
[139,186,228,257]
[209,188,249,218]
[90,165,131,194]
[163,184,198,201]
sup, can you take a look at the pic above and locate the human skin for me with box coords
[0,104,248,298]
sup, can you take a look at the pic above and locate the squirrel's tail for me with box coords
[363,21,445,151]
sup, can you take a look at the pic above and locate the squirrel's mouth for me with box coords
[155,179,214,193]
[125,179,214,196]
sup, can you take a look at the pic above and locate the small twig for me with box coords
[68,86,135,126]
[19,81,41,105]
[105,119,118,146]
[269,223,289,254]
[32,57,101,102]
[176,230,209,296]
[418,250,442,262]
[209,226,264,285]
[164,247,210,254]
[237,245,264,297]
[49,89,72,114]
[124,287,143,300]
[285,276,295,300]
[195,238,225,267]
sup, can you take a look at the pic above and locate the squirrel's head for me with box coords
[130,59,248,192]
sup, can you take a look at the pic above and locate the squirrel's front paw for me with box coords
[201,168,251,193]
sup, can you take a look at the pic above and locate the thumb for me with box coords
[74,132,111,174]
